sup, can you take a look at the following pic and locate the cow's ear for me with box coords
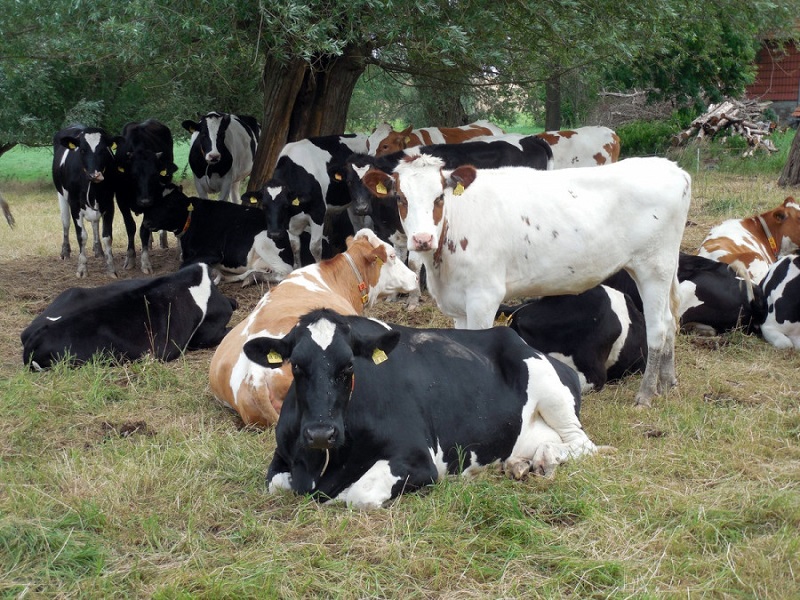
[352,329,401,364]
[773,208,787,223]
[60,136,80,150]
[446,165,477,196]
[362,169,393,197]
[242,336,294,369]
[181,120,199,133]
[242,192,261,207]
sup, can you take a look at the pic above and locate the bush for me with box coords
[617,113,693,157]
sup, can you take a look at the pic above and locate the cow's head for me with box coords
[117,145,177,208]
[251,180,310,240]
[767,197,800,255]
[141,184,191,234]
[348,228,418,303]
[330,154,380,216]
[182,112,230,165]
[60,127,116,183]
[372,126,414,157]
[363,155,477,254]
[243,309,400,450]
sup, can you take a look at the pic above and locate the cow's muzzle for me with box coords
[304,424,337,450]
[411,233,434,252]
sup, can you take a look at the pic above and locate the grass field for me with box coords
[1,140,799,598]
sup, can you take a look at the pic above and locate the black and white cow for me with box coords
[141,185,294,285]
[242,134,368,269]
[760,254,800,349]
[242,309,600,509]
[21,263,236,369]
[52,124,118,278]
[114,119,178,274]
[499,284,647,393]
[182,112,260,203]
[604,253,766,335]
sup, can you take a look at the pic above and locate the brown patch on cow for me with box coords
[557,129,578,138]
[432,195,444,226]
[607,134,621,162]
[593,152,607,165]
[536,132,562,145]
[419,130,434,146]
[460,237,468,251]
[375,124,496,156]
[433,219,449,267]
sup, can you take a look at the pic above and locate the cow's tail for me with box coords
[669,272,681,332]
[729,259,755,302]
[1,194,14,228]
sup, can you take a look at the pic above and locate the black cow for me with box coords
[21,263,236,369]
[114,119,178,274]
[604,253,766,335]
[182,112,260,203]
[52,125,118,278]
[499,284,647,393]
[242,134,368,269]
[760,254,800,349]
[141,185,294,285]
[242,309,600,509]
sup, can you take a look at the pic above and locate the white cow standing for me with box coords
[362,155,692,407]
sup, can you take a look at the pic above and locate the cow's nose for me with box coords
[411,233,434,251]
[352,203,370,216]
[206,152,220,164]
[304,425,337,449]
[267,230,282,240]
[89,171,104,183]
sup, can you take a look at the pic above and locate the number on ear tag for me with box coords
[376,182,388,195]
[267,350,283,364]
[453,182,465,196]
[372,348,388,365]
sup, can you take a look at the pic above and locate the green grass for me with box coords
[1,134,800,598]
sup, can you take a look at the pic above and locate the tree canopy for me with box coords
[0,0,796,174]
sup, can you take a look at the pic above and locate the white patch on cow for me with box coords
[308,318,337,350]
[266,186,282,200]
[367,123,394,155]
[247,232,293,281]
[677,280,702,319]
[340,133,368,154]
[281,141,332,196]
[548,352,591,392]
[429,444,448,479]
[461,451,490,477]
[284,266,331,295]
[603,285,634,369]
[46,316,62,322]
[204,115,222,159]
[188,264,212,319]
[83,132,102,152]
[268,471,293,493]
[352,164,370,179]
[334,459,400,509]
[786,200,800,212]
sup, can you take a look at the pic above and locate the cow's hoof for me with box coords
[633,398,652,409]
[76,270,87,279]
[141,266,153,275]
[505,457,531,480]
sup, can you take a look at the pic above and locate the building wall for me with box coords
[746,40,800,122]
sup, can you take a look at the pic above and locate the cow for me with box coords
[182,112,260,203]
[21,263,236,370]
[334,137,554,309]
[697,197,800,283]
[242,309,602,509]
[141,184,294,285]
[535,126,621,169]
[208,228,418,427]
[759,254,800,349]
[52,124,118,278]
[1,192,14,227]
[361,155,692,408]
[604,253,767,336]
[242,134,367,269]
[114,119,178,274]
[499,285,647,393]
[366,120,504,156]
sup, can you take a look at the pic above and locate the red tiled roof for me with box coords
[746,40,800,102]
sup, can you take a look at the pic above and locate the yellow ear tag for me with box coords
[118,166,125,173]
[187,203,194,212]
[68,142,77,150]
[249,197,258,205]
[111,142,117,151]
[292,198,300,206]
[267,350,283,364]
[376,182,388,195]
[160,169,167,176]
[372,348,388,365]
[334,173,342,181]
[404,136,411,144]
[453,182,465,196]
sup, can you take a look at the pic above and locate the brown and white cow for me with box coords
[366,120,504,156]
[698,197,800,283]
[535,126,620,169]
[208,229,418,427]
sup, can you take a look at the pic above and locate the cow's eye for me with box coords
[397,197,407,207]
[291,362,304,378]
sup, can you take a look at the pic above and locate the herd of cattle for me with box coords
[15,113,800,508]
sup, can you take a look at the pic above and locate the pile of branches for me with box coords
[673,99,778,156]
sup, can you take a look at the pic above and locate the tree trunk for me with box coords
[778,127,800,188]
[249,45,367,190]
[544,74,562,132]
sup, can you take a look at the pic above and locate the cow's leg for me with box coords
[634,272,679,407]
[308,222,325,264]
[159,230,169,249]
[100,208,117,278]
[218,178,233,203]
[118,205,138,270]
[73,214,89,278]
[59,193,72,259]
[288,233,302,269]
[91,218,103,257]
[405,251,423,310]
[464,288,503,329]
[139,224,154,274]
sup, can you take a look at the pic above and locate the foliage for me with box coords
[617,112,695,157]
